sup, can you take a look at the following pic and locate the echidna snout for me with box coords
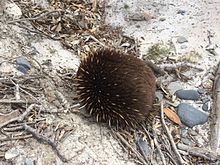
[76,48,156,127]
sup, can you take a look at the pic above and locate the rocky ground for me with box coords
[0,0,220,165]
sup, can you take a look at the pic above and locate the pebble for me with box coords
[202,101,210,111]
[155,91,163,101]
[177,103,209,128]
[177,9,186,15]
[16,56,31,74]
[177,36,188,43]
[26,158,35,165]
[167,81,183,95]
[4,2,22,19]
[181,138,192,145]
[137,138,150,156]
[180,128,188,138]
[159,17,166,21]
[175,89,200,100]
[5,148,20,160]
[180,45,187,49]
[188,129,198,136]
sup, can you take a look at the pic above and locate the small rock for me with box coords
[137,138,150,156]
[177,9,186,15]
[159,17,166,21]
[4,2,22,19]
[177,103,209,128]
[202,102,210,111]
[175,89,200,100]
[26,158,35,165]
[180,128,188,138]
[181,138,192,145]
[180,45,187,49]
[167,81,183,95]
[188,129,198,136]
[155,91,163,101]
[5,148,20,160]
[16,56,31,74]
[197,88,206,94]
[177,36,188,43]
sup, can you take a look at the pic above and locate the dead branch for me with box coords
[113,130,147,165]
[0,104,40,129]
[178,143,220,161]
[0,99,36,104]
[210,62,220,151]
[22,124,68,163]
[161,100,186,165]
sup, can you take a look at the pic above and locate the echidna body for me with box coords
[76,48,156,127]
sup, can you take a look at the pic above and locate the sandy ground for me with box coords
[0,0,220,164]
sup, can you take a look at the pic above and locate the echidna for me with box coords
[75,48,156,127]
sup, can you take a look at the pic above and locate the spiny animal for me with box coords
[75,48,156,127]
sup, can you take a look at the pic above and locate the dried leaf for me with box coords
[55,23,62,32]
[164,107,182,125]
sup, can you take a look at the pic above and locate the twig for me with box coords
[178,143,220,161]
[0,99,36,104]
[113,130,147,165]
[0,104,39,129]
[7,10,61,24]
[160,100,186,165]
[210,62,220,151]
[142,125,167,165]
[22,124,68,163]
[0,134,32,142]
[159,62,204,72]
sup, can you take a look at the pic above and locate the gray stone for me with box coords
[175,89,200,100]
[177,36,188,43]
[177,103,209,128]
[202,102,210,111]
[180,128,188,138]
[181,138,192,145]
[26,159,35,165]
[137,138,150,156]
[167,81,183,95]
[155,91,163,101]
[177,9,186,15]
[16,56,31,74]
[180,45,187,49]
[5,148,19,160]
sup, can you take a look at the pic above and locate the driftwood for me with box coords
[210,62,220,151]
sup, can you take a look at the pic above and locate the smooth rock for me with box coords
[26,158,34,165]
[137,138,150,156]
[202,102,210,111]
[177,9,186,15]
[181,138,192,145]
[177,36,188,43]
[4,2,22,19]
[167,81,183,95]
[16,56,31,74]
[180,128,188,138]
[5,148,19,160]
[175,89,200,100]
[155,91,163,101]
[177,103,209,128]
[180,45,187,49]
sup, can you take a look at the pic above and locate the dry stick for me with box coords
[160,100,186,165]
[0,104,39,129]
[142,125,167,165]
[113,131,147,165]
[0,99,36,104]
[22,124,68,163]
[178,143,220,161]
[159,62,204,72]
[7,10,61,23]
[210,62,220,151]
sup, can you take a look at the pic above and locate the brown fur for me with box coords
[76,48,156,127]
